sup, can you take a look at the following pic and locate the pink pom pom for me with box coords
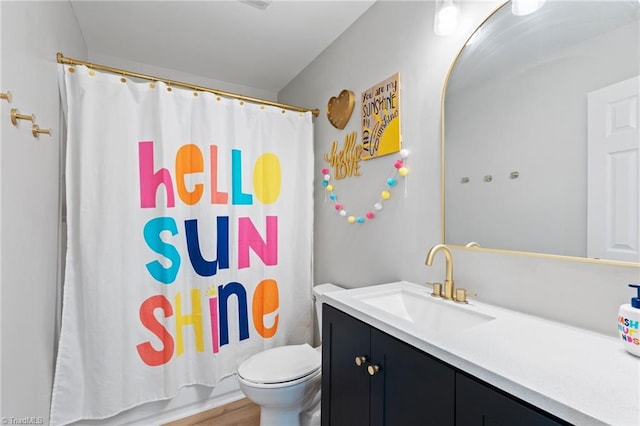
[321,168,329,175]
[366,212,375,219]
[394,160,403,169]
[334,203,343,210]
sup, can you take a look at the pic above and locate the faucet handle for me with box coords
[454,288,477,304]
[426,282,443,298]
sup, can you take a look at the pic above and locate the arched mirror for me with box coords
[443,0,640,265]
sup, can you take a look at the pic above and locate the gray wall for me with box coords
[280,0,640,337]
[0,1,86,422]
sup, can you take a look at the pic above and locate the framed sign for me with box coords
[361,73,401,160]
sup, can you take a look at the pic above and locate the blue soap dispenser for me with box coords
[618,284,640,357]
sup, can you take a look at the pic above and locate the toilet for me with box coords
[237,283,343,426]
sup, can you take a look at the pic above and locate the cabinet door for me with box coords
[322,304,371,426]
[455,373,568,426]
[370,329,455,426]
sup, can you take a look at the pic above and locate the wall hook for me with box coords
[460,177,470,184]
[510,171,520,179]
[10,108,35,126]
[0,91,12,103]
[484,175,493,182]
[32,124,52,138]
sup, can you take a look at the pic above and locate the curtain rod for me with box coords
[56,53,319,117]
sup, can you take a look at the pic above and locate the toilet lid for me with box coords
[238,344,321,384]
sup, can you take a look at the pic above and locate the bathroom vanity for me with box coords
[322,304,455,425]
[320,282,640,426]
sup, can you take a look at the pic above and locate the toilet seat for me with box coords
[238,344,321,385]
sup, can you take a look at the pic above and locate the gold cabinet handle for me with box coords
[354,356,367,367]
[367,364,381,376]
[10,108,35,126]
[32,125,52,138]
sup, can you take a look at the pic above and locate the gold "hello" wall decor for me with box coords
[323,131,362,180]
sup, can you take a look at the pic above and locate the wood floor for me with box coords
[164,398,260,426]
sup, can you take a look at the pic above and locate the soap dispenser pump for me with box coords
[618,284,640,357]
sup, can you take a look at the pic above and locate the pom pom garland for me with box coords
[321,151,409,224]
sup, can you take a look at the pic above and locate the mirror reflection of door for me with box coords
[444,0,640,263]
[587,76,640,263]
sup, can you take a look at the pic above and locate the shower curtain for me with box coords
[50,64,314,425]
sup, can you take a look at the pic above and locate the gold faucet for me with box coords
[425,244,455,300]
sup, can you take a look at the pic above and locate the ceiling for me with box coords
[69,0,376,93]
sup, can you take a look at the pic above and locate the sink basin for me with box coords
[355,287,494,334]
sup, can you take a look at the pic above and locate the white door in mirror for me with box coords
[587,75,640,263]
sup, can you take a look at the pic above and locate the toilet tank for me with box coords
[312,283,343,339]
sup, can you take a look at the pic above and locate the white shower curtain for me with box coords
[50,64,314,425]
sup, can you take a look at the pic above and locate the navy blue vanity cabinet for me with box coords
[321,304,371,425]
[322,304,573,426]
[322,304,455,426]
[455,373,569,426]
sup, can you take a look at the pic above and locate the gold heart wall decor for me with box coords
[327,89,355,130]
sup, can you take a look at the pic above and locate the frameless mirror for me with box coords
[444,0,640,264]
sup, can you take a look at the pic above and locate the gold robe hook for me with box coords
[0,91,12,103]
[10,108,35,126]
[32,124,52,138]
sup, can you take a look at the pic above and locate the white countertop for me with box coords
[323,281,640,426]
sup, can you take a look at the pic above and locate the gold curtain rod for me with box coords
[56,53,319,117]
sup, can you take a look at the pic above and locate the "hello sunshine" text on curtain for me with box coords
[50,64,313,425]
